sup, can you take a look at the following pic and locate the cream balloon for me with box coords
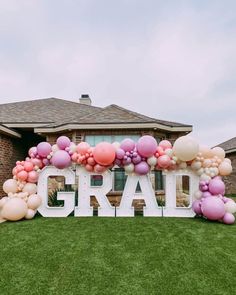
[1,198,28,221]
[23,183,37,195]
[199,145,213,159]
[27,194,42,210]
[25,209,36,220]
[0,197,8,208]
[218,161,232,176]
[3,179,18,194]
[124,163,134,174]
[194,190,202,200]
[211,147,225,160]
[225,200,236,214]
[173,136,199,162]
[191,161,202,170]
[52,144,60,152]
[147,156,157,167]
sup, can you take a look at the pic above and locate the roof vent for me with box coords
[79,94,92,106]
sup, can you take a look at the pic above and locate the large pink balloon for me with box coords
[208,178,225,195]
[37,142,52,158]
[137,136,158,157]
[134,161,150,175]
[201,197,225,220]
[93,142,116,166]
[51,150,71,169]
[56,136,71,150]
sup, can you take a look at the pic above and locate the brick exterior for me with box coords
[224,152,236,195]
[0,135,26,197]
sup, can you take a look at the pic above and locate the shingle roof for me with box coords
[0,97,191,129]
[217,137,236,153]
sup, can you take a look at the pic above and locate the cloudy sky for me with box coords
[0,0,235,146]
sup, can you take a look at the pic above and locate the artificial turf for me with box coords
[0,216,236,295]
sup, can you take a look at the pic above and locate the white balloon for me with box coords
[200,174,211,181]
[225,200,236,214]
[124,163,134,174]
[23,183,37,195]
[194,190,202,200]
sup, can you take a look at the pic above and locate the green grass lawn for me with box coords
[1,217,236,295]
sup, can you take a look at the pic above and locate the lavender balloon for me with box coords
[137,136,157,157]
[120,138,135,152]
[134,161,150,175]
[201,196,225,220]
[208,177,225,195]
[202,191,212,198]
[51,150,71,169]
[192,200,202,215]
[37,142,52,158]
[132,154,142,164]
[223,212,235,224]
[116,148,125,160]
[56,136,71,150]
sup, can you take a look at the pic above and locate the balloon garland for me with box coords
[0,135,235,224]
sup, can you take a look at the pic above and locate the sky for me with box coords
[0,0,236,146]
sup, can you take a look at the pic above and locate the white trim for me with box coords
[5,123,50,128]
[0,125,21,138]
[34,123,192,134]
[225,148,236,154]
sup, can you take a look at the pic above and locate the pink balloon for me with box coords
[192,200,202,215]
[137,136,158,157]
[24,161,34,172]
[156,146,165,156]
[201,197,225,220]
[27,171,39,183]
[28,146,37,157]
[85,164,94,172]
[134,161,150,175]
[56,136,71,150]
[17,170,28,181]
[132,154,142,164]
[116,148,125,159]
[93,142,116,166]
[120,139,135,152]
[87,157,96,166]
[94,164,107,173]
[31,158,43,168]
[202,191,212,198]
[223,213,235,224]
[208,178,225,195]
[77,142,90,155]
[51,150,71,169]
[157,155,171,168]
[159,140,172,150]
[37,142,52,158]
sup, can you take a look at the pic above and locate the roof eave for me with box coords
[225,148,236,154]
[0,125,22,138]
[34,122,192,134]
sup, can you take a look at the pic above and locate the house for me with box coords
[0,94,192,198]
[217,137,236,195]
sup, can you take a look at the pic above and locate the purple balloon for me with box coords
[56,136,71,150]
[132,154,142,164]
[208,178,225,195]
[37,142,52,158]
[115,159,122,166]
[116,148,125,160]
[201,196,225,221]
[51,150,71,169]
[120,139,135,152]
[134,161,150,175]
[123,158,132,165]
[202,191,212,198]
[192,200,202,215]
[137,136,157,157]
[223,213,235,224]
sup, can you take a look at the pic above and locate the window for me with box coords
[176,175,190,207]
[90,175,103,187]
[85,135,140,146]
[114,168,127,191]
[154,170,164,190]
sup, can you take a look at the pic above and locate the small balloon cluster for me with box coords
[0,134,235,224]
[192,177,236,224]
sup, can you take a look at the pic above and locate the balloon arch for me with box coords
[0,135,235,224]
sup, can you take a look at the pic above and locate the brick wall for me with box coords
[224,152,236,195]
[0,135,26,197]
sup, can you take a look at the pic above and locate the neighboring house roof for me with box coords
[0,97,192,133]
[0,124,21,138]
[217,137,236,154]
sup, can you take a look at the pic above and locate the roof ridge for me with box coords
[105,104,157,121]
